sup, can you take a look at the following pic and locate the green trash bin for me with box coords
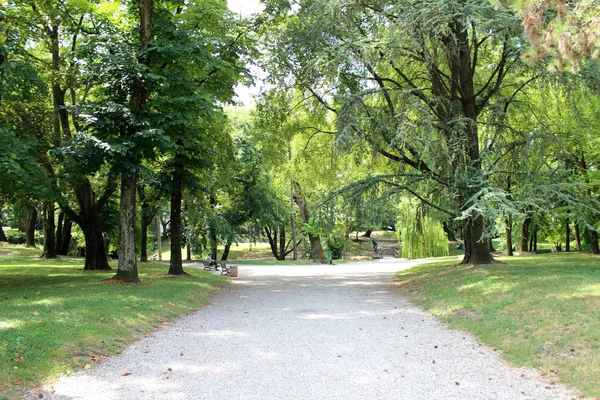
[327,251,333,265]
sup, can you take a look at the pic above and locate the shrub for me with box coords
[325,233,345,259]
[6,230,25,245]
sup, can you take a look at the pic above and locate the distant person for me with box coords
[371,238,378,251]
[206,254,218,269]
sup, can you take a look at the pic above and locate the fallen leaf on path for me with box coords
[119,372,132,376]
[83,364,92,370]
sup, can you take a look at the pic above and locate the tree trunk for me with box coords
[41,201,57,258]
[590,229,599,255]
[187,243,192,261]
[75,179,111,270]
[138,185,150,262]
[279,224,286,260]
[574,222,581,251]
[447,17,493,266]
[565,218,570,252]
[293,181,326,263]
[0,218,6,242]
[110,0,152,283]
[487,237,496,253]
[364,230,372,238]
[221,242,231,261]
[209,192,218,261]
[265,226,281,260]
[461,215,495,265]
[60,217,72,255]
[0,205,6,242]
[530,223,538,253]
[111,172,140,282]
[157,216,163,261]
[290,178,297,260]
[56,212,64,253]
[81,216,111,270]
[55,213,72,255]
[168,165,186,275]
[505,212,513,256]
[49,24,71,144]
[26,205,37,247]
[521,213,532,252]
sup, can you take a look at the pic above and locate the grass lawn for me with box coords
[0,249,227,399]
[395,251,600,398]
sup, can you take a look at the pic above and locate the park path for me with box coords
[48,260,576,400]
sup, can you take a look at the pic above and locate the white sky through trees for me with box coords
[228,0,265,105]
[227,0,264,16]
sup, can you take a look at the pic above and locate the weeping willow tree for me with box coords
[397,199,449,260]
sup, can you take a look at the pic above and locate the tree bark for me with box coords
[49,23,71,144]
[60,217,72,255]
[26,205,37,247]
[111,0,152,283]
[574,222,581,251]
[565,218,570,252]
[265,226,281,260]
[530,223,538,253]
[41,201,57,258]
[0,205,6,242]
[138,185,151,262]
[293,181,326,263]
[168,164,187,275]
[209,192,218,261]
[111,172,140,282]
[0,209,6,241]
[505,212,513,256]
[488,237,496,253]
[74,178,111,270]
[590,229,599,255]
[221,242,231,261]
[461,215,494,265]
[157,216,162,261]
[290,178,297,260]
[56,211,64,253]
[55,213,72,255]
[446,16,493,266]
[521,213,532,252]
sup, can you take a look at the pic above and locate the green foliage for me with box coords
[397,199,449,259]
[302,217,322,237]
[325,230,346,259]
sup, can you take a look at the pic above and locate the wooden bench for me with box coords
[220,261,230,275]
[203,260,218,270]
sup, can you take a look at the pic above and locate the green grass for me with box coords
[0,242,43,257]
[395,252,600,398]
[0,252,227,399]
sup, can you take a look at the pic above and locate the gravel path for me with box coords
[47,260,577,400]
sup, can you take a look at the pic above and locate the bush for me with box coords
[325,233,346,260]
[6,230,25,245]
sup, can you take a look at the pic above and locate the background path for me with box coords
[48,260,577,400]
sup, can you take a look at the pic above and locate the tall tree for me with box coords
[262,0,537,264]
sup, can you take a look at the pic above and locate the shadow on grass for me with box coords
[394,251,600,398]
[0,257,227,398]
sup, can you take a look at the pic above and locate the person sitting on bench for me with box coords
[205,254,218,270]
